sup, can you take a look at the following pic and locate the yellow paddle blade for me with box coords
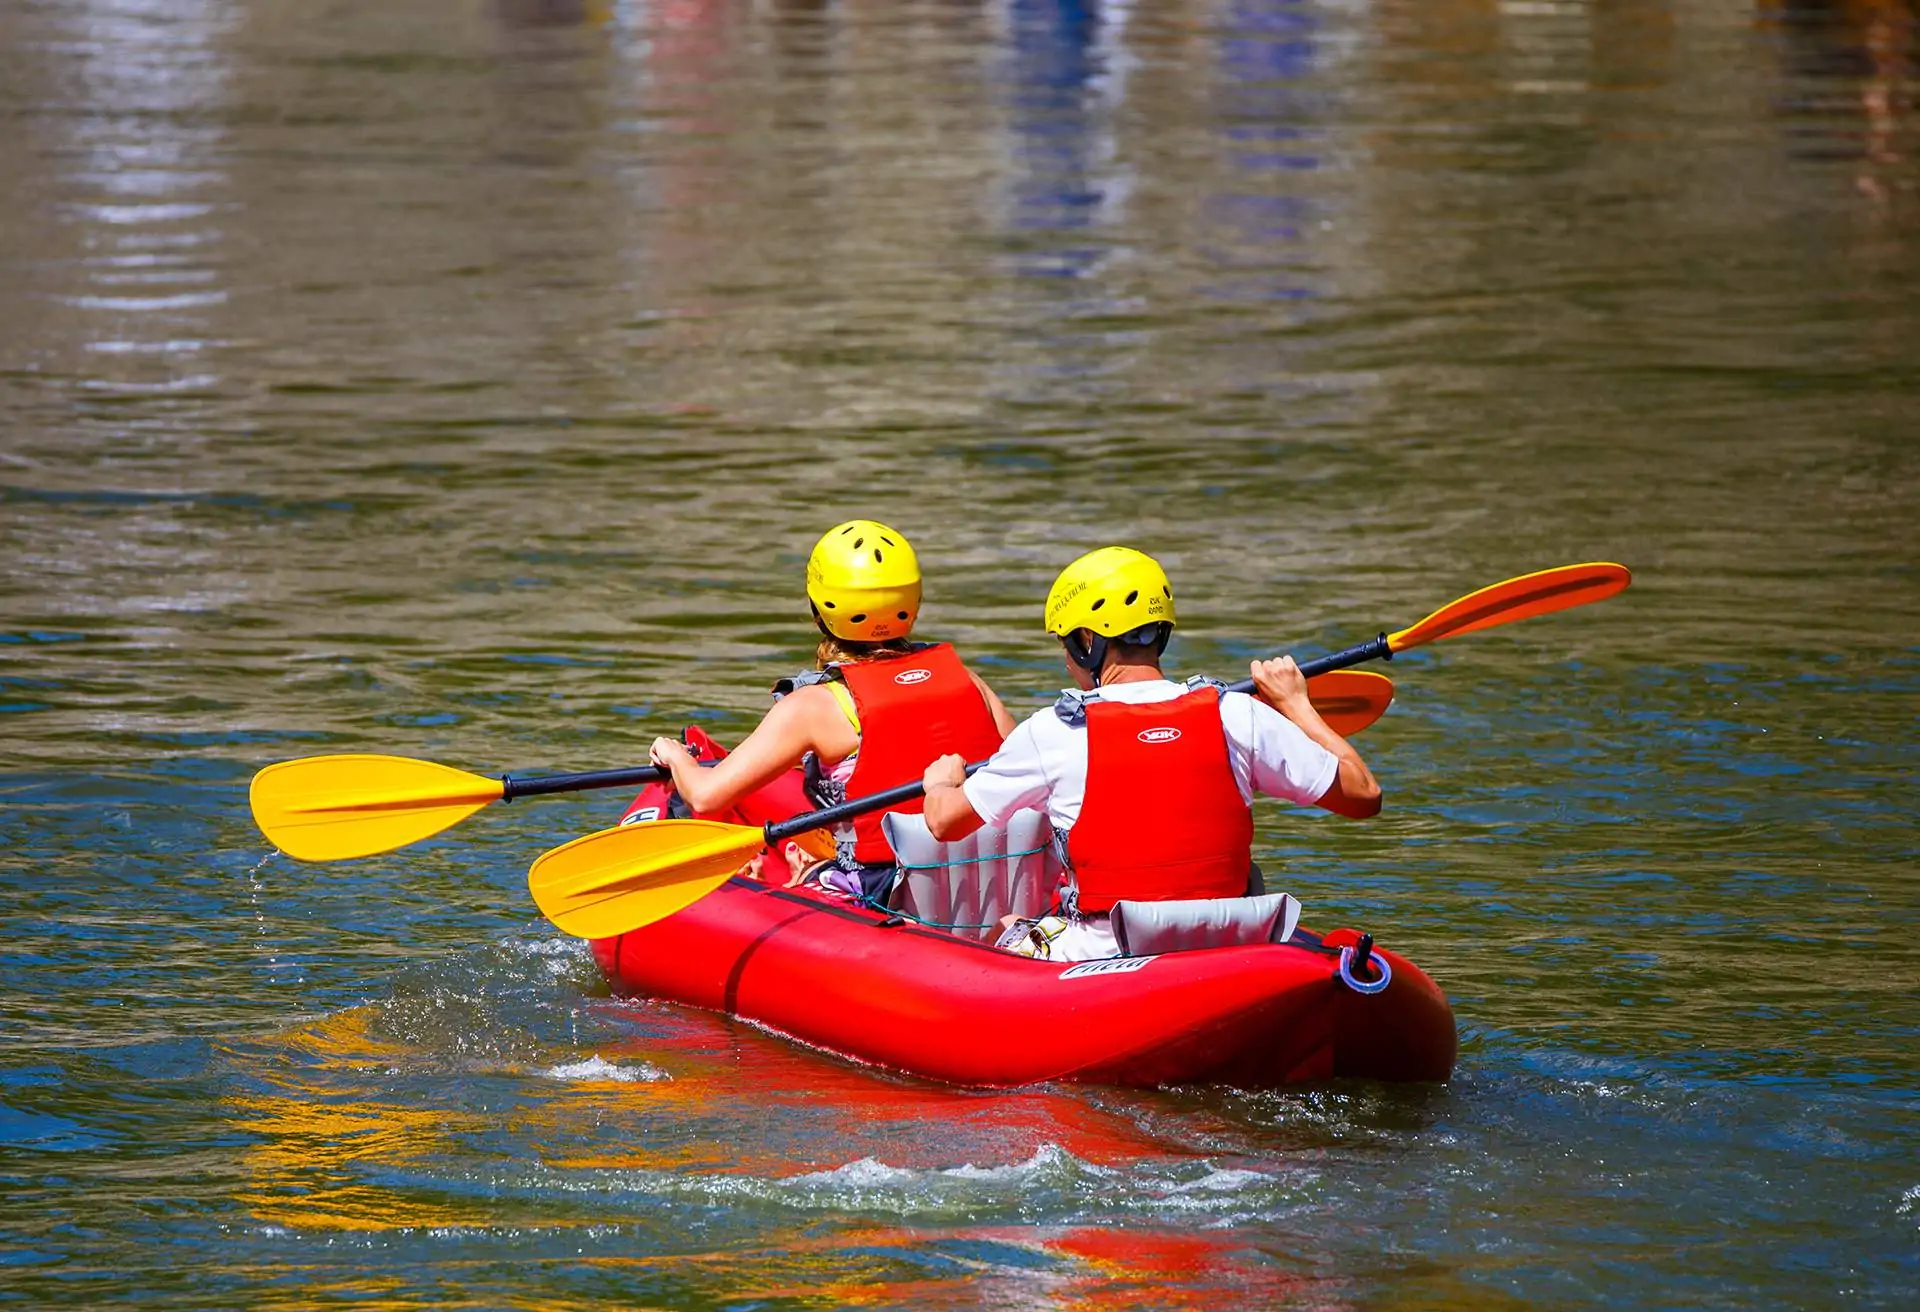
[1389,562,1631,652]
[1306,670,1393,737]
[250,754,506,861]
[528,819,767,939]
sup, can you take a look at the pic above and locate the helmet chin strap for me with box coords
[1063,631,1110,680]
[1064,624,1171,686]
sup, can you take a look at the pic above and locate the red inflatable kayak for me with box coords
[589,878,1455,1088]
[595,725,1455,1088]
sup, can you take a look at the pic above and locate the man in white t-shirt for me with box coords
[922,546,1381,961]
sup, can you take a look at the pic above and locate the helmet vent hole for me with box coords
[852,537,865,550]
[881,535,895,545]
[823,601,837,609]
[1124,590,1138,606]
[840,525,855,536]
[896,611,909,620]
[850,613,868,624]
[873,548,883,562]
[1164,586,1172,597]
[1090,598,1105,612]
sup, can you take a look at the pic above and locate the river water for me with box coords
[2,0,1916,1305]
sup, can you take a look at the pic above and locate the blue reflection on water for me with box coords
[1203,0,1323,306]
[1003,0,1116,269]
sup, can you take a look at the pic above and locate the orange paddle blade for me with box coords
[528,819,767,939]
[250,754,506,861]
[1388,562,1630,652]
[1306,670,1393,737]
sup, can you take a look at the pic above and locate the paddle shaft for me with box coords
[764,762,987,844]
[1223,634,1393,696]
[503,764,667,801]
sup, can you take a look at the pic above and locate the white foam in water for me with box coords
[1169,1168,1273,1194]
[946,1142,1111,1182]
[503,935,591,965]
[544,1055,669,1083]
[499,935,597,981]
[542,1140,1304,1230]
[790,1157,920,1187]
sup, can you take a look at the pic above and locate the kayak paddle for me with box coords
[529,766,986,939]
[247,671,1393,863]
[249,755,669,862]
[1225,561,1631,692]
[1296,670,1393,737]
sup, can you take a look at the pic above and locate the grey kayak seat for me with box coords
[880,809,1060,943]
[1109,892,1300,958]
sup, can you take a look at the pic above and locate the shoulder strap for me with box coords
[771,666,839,699]
[824,679,860,733]
[1052,688,1100,726]
[1056,678,1225,724]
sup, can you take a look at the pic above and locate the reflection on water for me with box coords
[230,1008,497,1232]
[216,979,1395,1305]
[2,0,1917,1306]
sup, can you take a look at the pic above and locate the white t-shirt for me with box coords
[962,679,1340,833]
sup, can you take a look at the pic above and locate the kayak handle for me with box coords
[1336,936,1391,995]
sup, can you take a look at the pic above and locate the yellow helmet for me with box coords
[806,520,922,642]
[1045,546,1176,673]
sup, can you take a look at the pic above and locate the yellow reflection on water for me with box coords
[228,1009,483,1231]
[230,1093,483,1231]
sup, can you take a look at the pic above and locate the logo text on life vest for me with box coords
[893,668,933,685]
[1137,726,1182,744]
[1060,956,1156,980]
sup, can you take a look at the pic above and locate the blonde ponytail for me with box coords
[815,634,913,670]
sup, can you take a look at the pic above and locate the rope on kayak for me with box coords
[857,897,999,933]
[893,845,1047,871]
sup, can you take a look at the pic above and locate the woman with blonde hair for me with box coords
[644,520,1015,896]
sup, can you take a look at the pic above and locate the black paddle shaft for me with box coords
[502,764,668,802]
[1222,632,1392,695]
[765,761,988,844]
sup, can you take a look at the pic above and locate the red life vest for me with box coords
[835,643,1004,865]
[1066,687,1254,913]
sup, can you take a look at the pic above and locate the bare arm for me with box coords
[921,752,986,840]
[649,685,857,815]
[967,668,1018,740]
[1248,656,1382,819]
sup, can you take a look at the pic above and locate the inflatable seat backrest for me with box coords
[1109,892,1300,957]
[881,810,1060,943]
